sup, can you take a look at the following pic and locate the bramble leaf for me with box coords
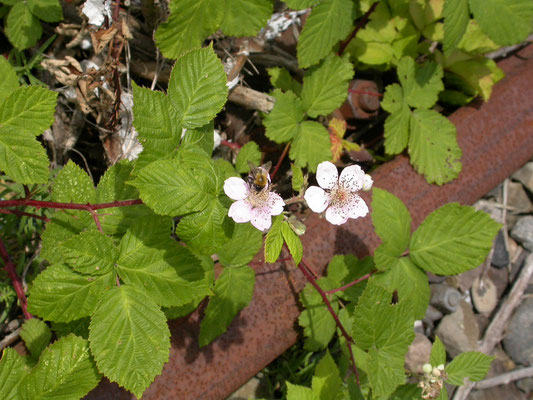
[410,203,501,275]
[312,351,342,399]
[0,348,28,400]
[443,0,470,52]
[89,285,170,398]
[199,265,255,347]
[290,121,332,172]
[292,164,304,192]
[382,83,410,154]
[446,351,494,385]
[235,142,262,174]
[51,160,95,203]
[221,0,272,37]
[284,0,318,8]
[281,221,303,265]
[268,67,302,95]
[408,109,462,185]
[430,336,446,366]
[218,223,262,267]
[264,89,305,143]
[0,57,19,104]
[27,0,62,22]
[181,122,215,156]
[5,2,41,50]
[265,215,284,263]
[397,57,444,109]
[20,319,52,360]
[286,382,313,400]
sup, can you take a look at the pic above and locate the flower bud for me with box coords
[422,363,433,374]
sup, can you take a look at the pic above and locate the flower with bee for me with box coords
[223,162,284,232]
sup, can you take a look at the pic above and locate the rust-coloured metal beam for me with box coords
[86,45,533,400]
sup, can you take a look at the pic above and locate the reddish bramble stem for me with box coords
[348,89,383,97]
[270,142,290,181]
[0,237,32,319]
[221,140,242,150]
[324,272,373,295]
[0,198,143,211]
[0,209,50,222]
[338,2,379,56]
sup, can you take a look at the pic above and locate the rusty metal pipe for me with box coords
[86,45,533,400]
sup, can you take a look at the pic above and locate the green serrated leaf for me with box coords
[60,231,119,275]
[181,121,215,156]
[27,0,62,22]
[352,280,415,398]
[382,84,411,155]
[20,319,52,360]
[19,335,100,400]
[264,89,305,143]
[218,223,262,267]
[51,318,91,340]
[130,158,216,216]
[168,47,228,129]
[410,203,501,275]
[290,121,332,172]
[291,164,304,192]
[389,384,423,399]
[267,67,302,96]
[199,265,255,347]
[265,214,284,263]
[154,0,224,59]
[430,336,446,366]
[446,351,494,385]
[0,348,28,400]
[397,57,444,109]
[0,57,19,104]
[5,2,42,50]
[235,142,262,174]
[468,0,533,46]
[51,160,96,203]
[27,264,115,322]
[300,54,353,118]
[286,382,313,400]
[221,0,272,37]
[443,0,470,52]
[447,57,504,101]
[281,221,303,265]
[297,0,355,68]
[96,161,138,202]
[408,109,462,185]
[312,350,342,399]
[89,285,170,398]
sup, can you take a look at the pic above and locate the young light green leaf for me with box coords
[430,336,446,366]
[381,83,405,114]
[265,214,284,263]
[446,351,494,385]
[19,335,100,400]
[0,57,19,104]
[154,0,224,59]
[468,0,533,46]
[281,221,303,265]
[297,0,355,68]
[27,0,62,22]
[410,203,501,275]
[372,257,430,319]
[20,319,52,360]
[235,142,262,173]
[176,197,233,256]
[218,223,263,267]
[286,382,313,400]
[290,121,332,172]
[221,0,272,37]
[312,350,342,400]
[5,2,41,50]
[443,0,470,52]
[168,47,228,129]
[300,54,353,118]
[381,83,410,154]
[0,348,28,400]
[267,67,302,95]
[130,159,216,216]
[27,264,115,322]
[199,265,255,347]
[397,57,444,109]
[291,163,304,192]
[408,109,462,185]
[264,89,305,143]
[51,160,96,203]
[131,82,181,169]
[89,285,170,398]
[352,280,415,398]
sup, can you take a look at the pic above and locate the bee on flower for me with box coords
[223,162,284,232]
[304,161,373,225]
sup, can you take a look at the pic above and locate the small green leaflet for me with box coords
[181,122,215,156]
[27,264,115,322]
[20,319,52,360]
[220,0,272,37]
[297,0,355,68]
[265,215,284,263]
[291,164,304,192]
[446,351,494,385]
[267,67,302,95]
[410,203,501,275]
[300,54,353,118]
[0,57,18,104]
[218,223,262,267]
[235,142,262,173]
[311,351,343,400]
[89,285,170,398]
[397,57,443,110]
[281,221,303,265]
[468,0,533,46]
[264,89,305,143]
[0,348,28,400]
[51,160,96,203]
[430,336,447,366]
[290,121,332,172]
[5,2,41,50]
[27,0,62,22]
[199,265,255,347]
[443,0,470,52]
[0,86,57,184]
[286,382,313,400]
[19,335,101,400]
[155,0,223,59]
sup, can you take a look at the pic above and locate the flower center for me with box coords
[329,185,349,207]
[247,189,270,208]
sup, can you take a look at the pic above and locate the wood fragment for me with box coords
[228,86,275,113]
[474,366,533,390]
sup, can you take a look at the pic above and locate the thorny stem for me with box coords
[324,272,373,295]
[221,140,242,151]
[0,209,50,222]
[0,198,143,211]
[270,142,291,181]
[299,257,359,384]
[0,237,32,320]
[338,1,380,56]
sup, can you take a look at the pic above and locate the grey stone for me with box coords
[507,182,532,213]
[470,385,526,400]
[516,377,533,393]
[511,216,533,252]
[491,230,509,269]
[503,297,533,366]
[472,277,498,314]
[430,284,462,314]
[512,162,533,194]
[488,266,508,299]
[405,333,432,374]
[435,301,479,358]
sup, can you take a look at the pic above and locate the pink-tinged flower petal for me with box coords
[339,165,365,192]
[224,177,249,200]
[228,200,252,223]
[316,161,338,190]
[250,208,272,231]
[362,174,373,191]
[325,205,349,225]
[346,194,369,219]
[304,186,330,213]
[268,192,285,216]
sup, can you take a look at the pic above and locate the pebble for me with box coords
[511,216,533,252]
[491,230,509,269]
[435,301,479,358]
[472,276,498,314]
[512,162,533,193]
[516,376,533,394]
[430,284,462,314]
[507,181,532,213]
[404,332,432,374]
[502,297,533,366]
